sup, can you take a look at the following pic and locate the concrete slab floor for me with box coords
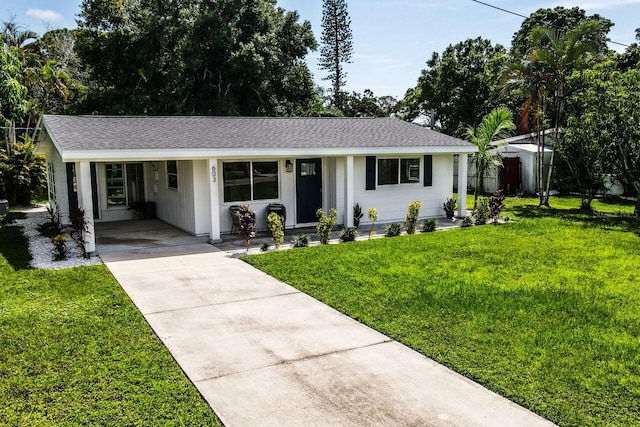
[101,246,556,427]
[95,219,208,254]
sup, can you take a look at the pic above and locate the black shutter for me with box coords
[365,156,376,190]
[423,155,433,187]
[90,162,99,219]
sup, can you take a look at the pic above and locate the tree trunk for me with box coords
[542,98,564,207]
[581,190,593,210]
[472,171,479,211]
[542,138,556,207]
[633,182,640,217]
[536,128,544,206]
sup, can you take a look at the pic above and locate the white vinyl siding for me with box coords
[156,160,196,234]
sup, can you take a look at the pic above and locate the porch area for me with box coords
[93,214,462,256]
[95,219,208,254]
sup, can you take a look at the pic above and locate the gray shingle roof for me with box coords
[43,115,475,151]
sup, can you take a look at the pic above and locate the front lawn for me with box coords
[245,198,640,426]
[0,220,221,426]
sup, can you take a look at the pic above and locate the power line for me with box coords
[470,0,630,48]
[470,0,528,20]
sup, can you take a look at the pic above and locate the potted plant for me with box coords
[443,197,457,219]
[237,205,256,251]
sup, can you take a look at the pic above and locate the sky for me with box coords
[3,0,639,98]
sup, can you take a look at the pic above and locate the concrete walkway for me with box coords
[101,244,555,427]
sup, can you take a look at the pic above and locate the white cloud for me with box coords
[26,8,64,21]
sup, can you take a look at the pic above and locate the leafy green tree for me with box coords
[341,89,397,117]
[319,0,353,111]
[77,0,317,116]
[510,6,612,58]
[618,28,640,71]
[561,106,611,209]
[568,65,640,214]
[0,136,46,205]
[404,38,507,137]
[466,107,515,209]
[0,45,27,141]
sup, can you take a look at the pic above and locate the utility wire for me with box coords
[470,0,630,48]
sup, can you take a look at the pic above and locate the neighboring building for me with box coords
[38,115,477,253]
[455,132,624,196]
[454,132,553,195]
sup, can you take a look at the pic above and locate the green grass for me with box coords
[462,193,637,216]
[0,223,221,426]
[245,197,640,426]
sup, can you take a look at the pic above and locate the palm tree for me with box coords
[467,107,515,209]
[503,58,550,206]
[513,20,601,206]
[524,21,600,206]
[1,20,38,51]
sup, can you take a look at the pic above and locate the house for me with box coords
[37,115,477,253]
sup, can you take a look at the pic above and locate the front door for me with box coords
[296,158,322,223]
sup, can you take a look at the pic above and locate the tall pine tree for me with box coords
[319,0,353,111]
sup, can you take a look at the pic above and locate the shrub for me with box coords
[260,242,270,252]
[267,212,284,249]
[38,202,63,238]
[339,226,358,242]
[474,197,490,225]
[0,136,47,205]
[404,200,422,234]
[368,207,378,240]
[489,190,506,222]
[236,205,256,250]
[422,218,437,232]
[52,234,70,261]
[316,208,337,245]
[69,207,91,258]
[461,216,474,228]
[443,197,457,218]
[353,203,363,228]
[290,234,310,248]
[384,222,402,237]
[0,213,13,227]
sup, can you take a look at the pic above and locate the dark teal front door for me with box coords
[296,158,322,223]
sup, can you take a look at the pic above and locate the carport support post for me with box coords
[345,155,354,227]
[208,158,222,244]
[457,154,468,218]
[75,161,96,253]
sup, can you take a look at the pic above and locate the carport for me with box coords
[95,219,209,254]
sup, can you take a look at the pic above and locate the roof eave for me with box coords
[59,145,478,162]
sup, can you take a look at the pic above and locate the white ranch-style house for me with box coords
[38,115,477,253]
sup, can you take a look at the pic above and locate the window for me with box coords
[299,162,317,176]
[106,163,126,206]
[223,161,279,202]
[378,159,399,185]
[47,162,56,202]
[401,158,421,183]
[167,160,178,189]
[377,158,420,185]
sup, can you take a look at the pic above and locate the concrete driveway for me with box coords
[101,245,555,427]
